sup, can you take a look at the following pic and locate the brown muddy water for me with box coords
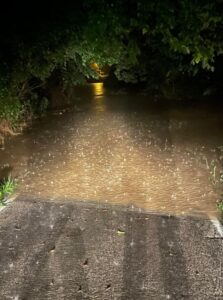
[1,83,223,218]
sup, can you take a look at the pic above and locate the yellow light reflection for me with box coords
[92,82,104,96]
[92,82,105,112]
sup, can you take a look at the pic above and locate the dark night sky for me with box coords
[1,1,83,37]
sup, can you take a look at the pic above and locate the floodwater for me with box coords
[1,83,223,218]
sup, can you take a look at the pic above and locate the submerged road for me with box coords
[1,83,223,217]
[0,83,223,298]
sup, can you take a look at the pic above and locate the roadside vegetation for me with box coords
[217,202,223,219]
[0,176,16,206]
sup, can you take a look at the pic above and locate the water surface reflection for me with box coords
[0,84,223,218]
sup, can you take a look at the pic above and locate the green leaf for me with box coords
[117,229,125,236]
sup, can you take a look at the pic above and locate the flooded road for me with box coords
[1,83,223,217]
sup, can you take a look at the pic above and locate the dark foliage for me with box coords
[0,0,223,125]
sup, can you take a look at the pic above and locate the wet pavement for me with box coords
[0,198,222,299]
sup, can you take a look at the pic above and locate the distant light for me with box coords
[91,62,99,71]
[90,62,109,79]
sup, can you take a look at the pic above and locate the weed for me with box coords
[0,176,16,206]
[217,201,223,216]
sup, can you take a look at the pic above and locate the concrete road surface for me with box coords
[0,197,222,300]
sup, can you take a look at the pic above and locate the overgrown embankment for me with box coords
[0,86,49,145]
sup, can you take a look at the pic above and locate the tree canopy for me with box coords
[0,0,223,124]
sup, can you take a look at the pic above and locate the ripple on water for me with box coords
[1,84,223,218]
